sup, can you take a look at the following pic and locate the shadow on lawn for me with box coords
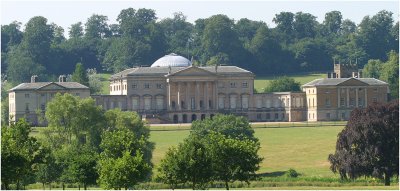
[258,171,286,178]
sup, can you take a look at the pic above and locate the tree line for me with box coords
[1,8,398,85]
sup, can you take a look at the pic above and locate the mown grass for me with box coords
[254,73,326,92]
[29,124,399,189]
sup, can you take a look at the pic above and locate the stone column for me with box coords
[346,88,350,107]
[355,88,359,107]
[364,88,368,106]
[177,82,181,110]
[196,82,200,110]
[337,88,340,108]
[185,82,189,110]
[205,82,209,110]
[167,82,171,110]
[214,81,218,109]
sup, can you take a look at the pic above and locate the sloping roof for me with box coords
[110,66,253,79]
[302,78,388,87]
[9,82,89,91]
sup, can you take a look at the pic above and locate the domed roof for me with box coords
[151,53,192,67]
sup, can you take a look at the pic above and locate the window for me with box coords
[266,113,270,119]
[350,98,355,106]
[218,96,224,109]
[257,114,262,120]
[312,113,315,119]
[131,97,139,110]
[144,83,150,89]
[25,94,30,98]
[171,101,176,109]
[325,98,331,107]
[230,82,236,88]
[191,98,196,109]
[340,98,345,107]
[326,113,331,119]
[125,84,127,90]
[41,104,45,111]
[75,93,80,96]
[230,95,237,109]
[281,113,285,119]
[341,112,346,119]
[373,97,377,103]
[242,82,248,88]
[274,113,279,119]
[132,84,138,89]
[373,88,378,92]
[181,101,186,109]
[208,100,212,109]
[156,84,163,89]
[25,103,29,113]
[358,98,363,106]
[200,100,204,109]
[50,93,55,98]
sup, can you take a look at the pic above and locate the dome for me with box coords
[151,53,192,67]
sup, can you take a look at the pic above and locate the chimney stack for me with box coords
[31,75,38,83]
[58,75,66,82]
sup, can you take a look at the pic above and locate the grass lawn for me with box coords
[149,126,342,178]
[254,73,326,92]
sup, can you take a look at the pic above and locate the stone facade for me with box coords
[302,78,389,121]
[9,57,390,125]
[8,80,90,125]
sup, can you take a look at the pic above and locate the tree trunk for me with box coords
[62,183,65,190]
[42,183,45,190]
[16,180,20,190]
[78,184,80,190]
[225,181,229,190]
[49,183,51,190]
[84,183,87,190]
[384,172,391,186]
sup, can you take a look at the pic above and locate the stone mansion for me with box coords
[9,54,389,125]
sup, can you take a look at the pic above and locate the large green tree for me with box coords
[328,100,399,185]
[1,119,46,190]
[264,76,301,93]
[380,51,399,98]
[71,63,89,86]
[97,109,153,189]
[205,132,262,190]
[45,93,105,149]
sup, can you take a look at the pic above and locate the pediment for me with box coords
[167,66,216,77]
[338,78,369,86]
[37,83,67,90]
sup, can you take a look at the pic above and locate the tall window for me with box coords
[156,84,163,89]
[131,97,139,110]
[242,82,248,88]
[191,98,195,109]
[340,98,345,107]
[218,96,224,109]
[230,82,236,88]
[325,98,331,107]
[25,103,29,113]
[25,94,30,98]
[230,95,237,109]
[144,83,150,89]
[132,84,138,89]
[144,97,151,110]
[350,98,355,106]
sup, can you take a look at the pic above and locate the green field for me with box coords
[254,73,326,92]
[150,126,341,177]
[29,124,399,189]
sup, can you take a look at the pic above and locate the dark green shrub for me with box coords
[285,169,299,178]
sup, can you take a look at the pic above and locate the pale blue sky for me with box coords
[1,0,399,36]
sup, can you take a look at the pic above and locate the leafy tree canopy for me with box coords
[264,76,301,93]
